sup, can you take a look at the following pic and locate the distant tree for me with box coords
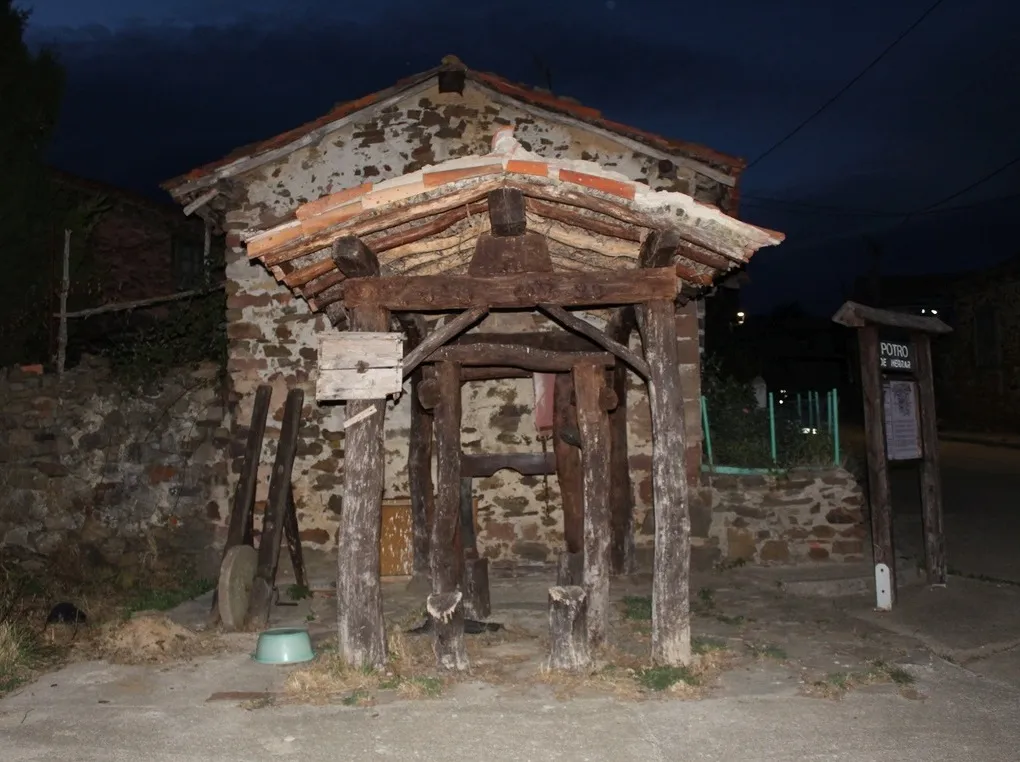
[0,1,64,365]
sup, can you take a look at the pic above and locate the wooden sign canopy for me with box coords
[316,331,405,401]
[832,301,952,608]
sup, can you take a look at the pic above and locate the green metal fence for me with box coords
[701,388,842,473]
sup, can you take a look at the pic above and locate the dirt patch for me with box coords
[84,612,223,665]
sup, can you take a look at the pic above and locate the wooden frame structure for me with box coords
[243,130,784,669]
[833,301,952,608]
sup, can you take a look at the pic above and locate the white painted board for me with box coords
[316,332,405,401]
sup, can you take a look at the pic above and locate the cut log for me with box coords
[463,557,492,620]
[341,267,678,311]
[553,373,584,555]
[539,304,650,380]
[332,236,380,278]
[572,362,612,649]
[556,551,584,587]
[431,362,463,594]
[247,388,304,629]
[430,344,613,373]
[487,187,527,236]
[427,592,469,671]
[637,299,691,666]
[402,308,489,377]
[523,197,643,242]
[608,309,636,575]
[336,305,390,669]
[467,231,553,275]
[638,229,683,269]
[547,586,591,672]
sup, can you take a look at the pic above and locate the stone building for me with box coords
[160,57,861,572]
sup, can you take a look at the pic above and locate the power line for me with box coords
[911,155,1020,212]
[746,0,950,170]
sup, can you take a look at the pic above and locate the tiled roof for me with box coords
[163,56,744,193]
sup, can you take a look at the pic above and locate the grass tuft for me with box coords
[621,596,652,621]
[636,665,700,691]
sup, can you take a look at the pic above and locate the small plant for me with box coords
[305,613,316,623]
[746,642,787,660]
[288,584,312,601]
[622,595,652,621]
[692,636,728,655]
[123,574,215,618]
[636,665,700,691]
[697,587,715,609]
[715,614,746,626]
[404,676,443,697]
[342,688,373,706]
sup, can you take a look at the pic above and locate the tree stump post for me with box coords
[336,305,390,670]
[637,299,691,666]
[547,586,591,672]
[572,362,612,649]
[463,557,491,620]
[427,592,468,671]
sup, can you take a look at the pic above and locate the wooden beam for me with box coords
[554,373,584,555]
[526,213,639,259]
[451,332,599,352]
[461,452,556,479]
[539,304,650,380]
[402,308,488,377]
[858,325,896,605]
[340,267,678,311]
[637,299,691,666]
[461,366,532,381]
[524,197,643,242]
[183,187,220,216]
[431,361,463,594]
[429,344,614,372]
[468,231,553,276]
[572,362,612,649]
[608,308,636,575]
[336,305,389,669]
[487,187,527,236]
[638,229,683,269]
[302,269,345,299]
[400,316,434,582]
[676,241,732,271]
[370,202,487,256]
[834,300,952,334]
[332,236,380,278]
[914,333,946,585]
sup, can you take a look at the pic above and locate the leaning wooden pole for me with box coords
[637,299,692,666]
[336,305,390,669]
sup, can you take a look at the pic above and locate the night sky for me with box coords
[24,0,1020,316]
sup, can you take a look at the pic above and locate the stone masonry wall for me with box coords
[684,468,867,570]
[0,357,230,576]
[218,80,711,561]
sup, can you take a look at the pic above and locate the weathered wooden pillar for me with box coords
[913,333,947,585]
[858,325,896,602]
[408,366,434,581]
[427,591,468,671]
[608,308,636,575]
[637,299,691,666]
[461,476,491,619]
[556,550,584,587]
[547,586,591,672]
[553,372,584,555]
[571,362,612,649]
[336,305,389,669]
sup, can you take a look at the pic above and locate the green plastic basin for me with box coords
[253,627,315,665]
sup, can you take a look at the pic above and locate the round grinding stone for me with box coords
[218,544,258,631]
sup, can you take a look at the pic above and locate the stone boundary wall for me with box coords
[0,357,229,576]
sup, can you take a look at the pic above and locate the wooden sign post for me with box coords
[833,302,952,608]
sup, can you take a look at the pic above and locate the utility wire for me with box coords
[746,0,950,170]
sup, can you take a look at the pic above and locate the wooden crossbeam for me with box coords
[539,304,650,380]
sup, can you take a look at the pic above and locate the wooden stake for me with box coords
[608,309,636,575]
[857,325,896,603]
[336,304,390,668]
[572,362,612,649]
[282,488,307,590]
[408,367,434,580]
[913,333,947,585]
[431,361,463,594]
[553,373,584,555]
[637,299,691,666]
[547,586,591,672]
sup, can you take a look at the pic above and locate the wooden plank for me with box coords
[637,299,691,666]
[461,366,532,381]
[608,309,636,575]
[282,488,307,590]
[539,304,650,380]
[833,300,952,335]
[858,325,896,603]
[332,236,380,278]
[341,267,678,311]
[913,333,947,585]
[461,452,556,478]
[209,384,272,623]
[336,305,390,669]
[488,187,527,236]
[431,361,463,594]
[402,308,488,377]
[430,344,613,372]
[246,388,304,629]
[315,367,402,401]
[318,332,404,369]
[553,373,584,555]
[572,362,612,649]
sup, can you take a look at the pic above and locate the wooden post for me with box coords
[247,388,304,629]
[408,367,434,581]
[460,476,491,619]
[553,373,584,555]
[572,362,612,649]
[637,299,691,666]
[427,592,468,671]
[556,550,583,587]
[913,333,947,585]
[431,361,464,594]
[282,488,307,590]
[547,586,591,672]
[858,325,896,603]
[336,305,390,669]
[608,309,635,575]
